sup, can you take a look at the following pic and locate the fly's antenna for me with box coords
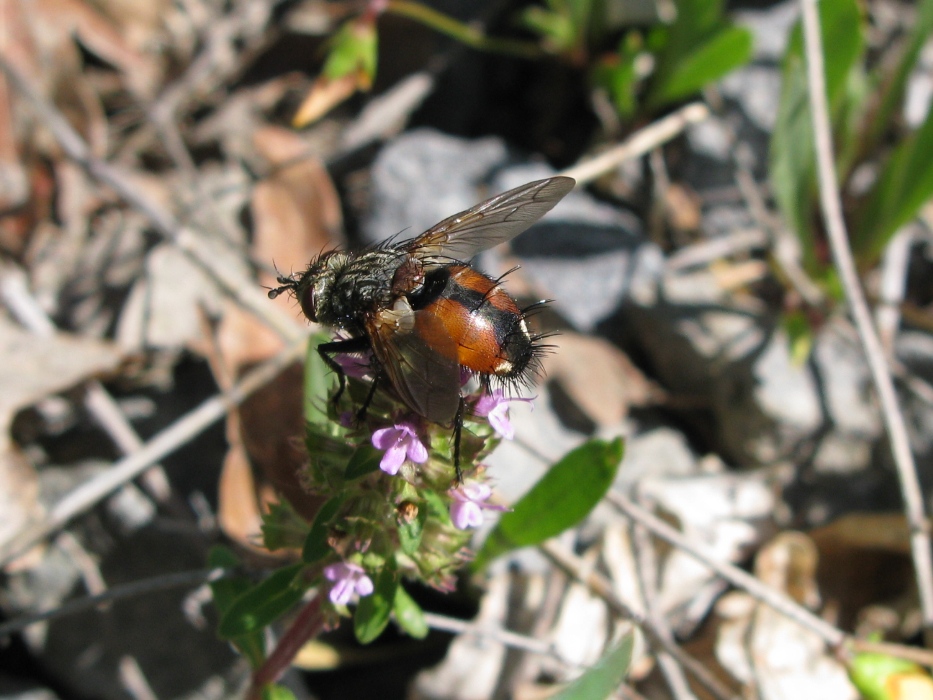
[266,262,297,299]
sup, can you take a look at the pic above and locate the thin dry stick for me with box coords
[0,55,303,345]
[606,491,845,648]
[630,519,697,700]
[732,144,825,306]
[539,540,738,700]
[799,0,933,636]
[0,339,306,566]
[0,568,223,639]
[0,263,173,506]
[560,103,709,186]
[422,612,559,659]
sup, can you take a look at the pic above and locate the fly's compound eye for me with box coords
[299,285,318,323]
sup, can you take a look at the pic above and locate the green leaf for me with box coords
[551,634,634,700]
[648,25,752,107]
[218,563,307,639]
[769,0,863,268]
[302,496,346,563]
[473,438,624,570]
[261,500,310,552]
[849,651,923,700]
[853,104,933,260]
[344,444,383,480]
[393,584,428,639]
[262,684,298,700]
[865,0,933,151]
[323,19,378,86]
[354,567,397,644]
[304,332,332,425]
[208,547,266,668]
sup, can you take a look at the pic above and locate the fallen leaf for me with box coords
[543,333,661,426]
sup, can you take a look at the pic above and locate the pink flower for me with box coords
[371,421,428,475]
[323,561,374,605]
[474,390,534,440]
[449,481,507,529]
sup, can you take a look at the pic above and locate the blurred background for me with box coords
[2,0,933,697]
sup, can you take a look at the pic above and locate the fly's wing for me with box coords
[367,302,461,425]
[407,176,575,263]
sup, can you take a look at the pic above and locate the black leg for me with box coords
[317,336,373,407]
[356,370,381,422]
[453,396,465,484]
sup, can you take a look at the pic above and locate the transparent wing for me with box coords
[367,306,461,425]
[406,176,574,263]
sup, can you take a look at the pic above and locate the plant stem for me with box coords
[385,0,544,59]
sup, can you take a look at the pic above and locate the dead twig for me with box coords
[606,491,845,648]
[539,540,739,700]
[0,54,303,345]
[800,0,933,640]
[0,568,224,639]
[560,103,709,187]
[0,339,306,566]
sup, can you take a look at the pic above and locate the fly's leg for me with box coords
[453,396,465,484]
[356,370,381,422]
[316,337,373,408]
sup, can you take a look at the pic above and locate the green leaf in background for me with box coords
[864,0,933,152]
[302,495,346,563]
[262,684,298,700]
[853,103,933,260]
[208,547,266,668]
[393,584,428,639]
[551,633,634,700]
[592,34,641,120]
[218,562,307,639]
[849,651,926,700]
[323,18,378,87]
[647,25,752,108]
[645,0,752,111]
[473,437,624,570]
[354,566,397,643]
[769,0,863,269]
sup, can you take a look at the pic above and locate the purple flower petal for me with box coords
[406,437,429,463]
[451,500,483,529]
[371,421,428,473]
[487,405,514,440]
[354,574,374,597]
[371,427,398,450]
[329,576,356,605]
[380,443,406,474]
[323,561,373,604]
[449,480,505,529]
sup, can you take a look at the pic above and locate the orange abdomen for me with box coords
[415,265,532,378]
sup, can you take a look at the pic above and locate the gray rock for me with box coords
[363,128,508,244]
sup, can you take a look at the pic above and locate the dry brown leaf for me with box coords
[665,182,701,232]
[212,132,342,534]
[292,73,359,128]
[0,316,124,429]
[0,316,123,559]
[714,532,859,699]
[37,0,162,97]
[810,513,914,630]
[542,333,660,426]
[217,442,265,553]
